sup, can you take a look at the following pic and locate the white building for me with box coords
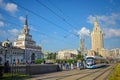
[57,49,80,60]
[109,48,120,59]
[14,15,43,63]
[0,39,24,64]
[0,15,44,64]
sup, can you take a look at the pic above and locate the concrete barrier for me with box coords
[10,64,61,75]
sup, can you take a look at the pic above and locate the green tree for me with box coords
[35,59,45,64]
[53,52,57,60]
[99,54,103,57]
[76,54,85,61]
[46,52,57,60]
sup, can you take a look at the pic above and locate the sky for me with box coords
[0,0,120,52]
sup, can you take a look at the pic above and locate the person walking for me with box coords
[65,62,69,70]
[77,61,80,70]
[71,63,74,70]
[83,60,86,69]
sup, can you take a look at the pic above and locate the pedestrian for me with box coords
[71,63,74,70]
[77,61,80,70]
[83,60,86,69]
[65,62,69,70]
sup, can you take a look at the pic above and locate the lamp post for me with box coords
[2,40,11,63]
[2,39,12,73]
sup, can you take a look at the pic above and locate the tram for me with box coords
[86,56,107,69]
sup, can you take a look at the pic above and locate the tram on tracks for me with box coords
[86,56,107,69]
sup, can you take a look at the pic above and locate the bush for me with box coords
[35,59,45,64]
[66,59,73,64]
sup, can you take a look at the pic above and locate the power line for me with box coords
[47,0,82,29]
[47,0,65,16]
[0,9,67,38]
[0,12,77,46]
[36,0,78,30]
[10,0,76,36]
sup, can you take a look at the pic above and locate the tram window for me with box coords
[87,59,93,63]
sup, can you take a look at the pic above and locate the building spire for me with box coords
[25,14,28,26]
[22,14,30,35]
[94,16,99,28]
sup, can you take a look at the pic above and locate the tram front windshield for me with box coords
[87,59,93,63]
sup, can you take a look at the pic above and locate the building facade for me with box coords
[88,18,109,57]
[57,49,80,60]
[14,15,43,63]
[109,48,120,59]
[0,15,43,64]
[79,38,87,56]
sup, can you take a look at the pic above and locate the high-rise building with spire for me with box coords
[80,38,85,52]
[79,38,87,56]
[91,19,104,50]
[88,18,108,57]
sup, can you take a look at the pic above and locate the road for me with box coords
[27,64,115,80]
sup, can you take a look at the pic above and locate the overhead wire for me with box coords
[47,0,82,31]
[10,0,73,35]
[0,11,77,46]
[36,0,78,30]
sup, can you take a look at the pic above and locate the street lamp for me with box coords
[2,39,11,63]
[2,39,13,77]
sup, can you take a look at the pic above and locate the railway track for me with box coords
[37,69,91,80]
[76,65,114,80]
[34,64,115,80]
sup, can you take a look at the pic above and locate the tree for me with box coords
[99,54,103,57]
[46,52,57,60]
[76,54,85,61]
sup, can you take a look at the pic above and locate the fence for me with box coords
[10,64,60,75]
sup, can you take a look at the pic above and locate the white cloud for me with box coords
[0,21,4,27]
[77,27,90,38]
[0,28,20,42]
[87,13,120,39]
[87,15,96,24]
[87,13,120,27]
[103,28,120,38]
[0,0,18,13]
[29,26,37,31]
[19,16,25,22]
[5,3,18,13]
[8,29,20,36]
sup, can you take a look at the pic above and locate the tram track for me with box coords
[35,64,114,80]
[37,69,93,80]
[38,67,107,80]
[93,64,115,80]
[76,65,115,80]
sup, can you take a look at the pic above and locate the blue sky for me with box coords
[0,0,120,52]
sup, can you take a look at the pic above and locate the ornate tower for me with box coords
[22,15,30,35]
[88,18,108,57]
[14,15,36,48]
[80,38,85,52]
[91,18,104,51]
[13,15,43,63]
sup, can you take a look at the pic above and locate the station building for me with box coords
[0,15,43,64]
